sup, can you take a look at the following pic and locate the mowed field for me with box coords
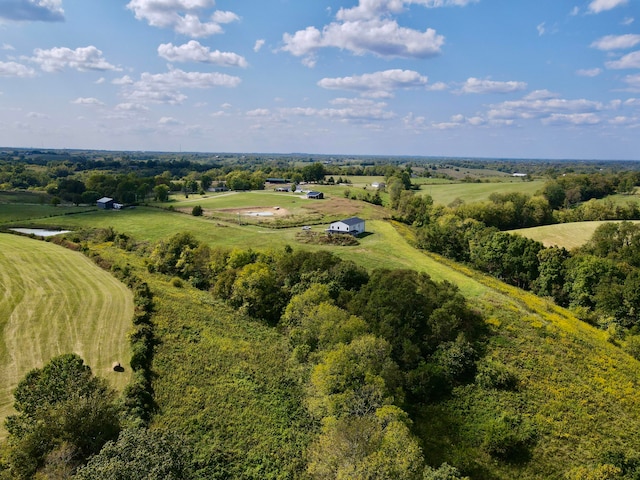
[0,234,134,437]
[511,220,640,249]
[415,179,545,205]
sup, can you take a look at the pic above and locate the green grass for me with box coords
[5,199,640,477]
[511,220,640,249]
[0,204,95,224]
[0,234,134,438]
[416,180,545,206]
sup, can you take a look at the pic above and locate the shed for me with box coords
[97,197,115,209]
[328,217,366,235]
[307,191,324,200]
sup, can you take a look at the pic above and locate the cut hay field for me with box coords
[511,220,640,249]
[0,234,134,438]
[416,179,545,205]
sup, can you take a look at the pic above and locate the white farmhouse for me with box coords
[328,217,366,235]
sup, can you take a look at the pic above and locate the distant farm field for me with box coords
[0,234,134,437]
[416,179,545,205]
[511,220,640,249]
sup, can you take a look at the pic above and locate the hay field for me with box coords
[417,179,545,205]
[511,220,640,249]
[0,234,134,437]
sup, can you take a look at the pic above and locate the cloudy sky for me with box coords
[0,0,639,159]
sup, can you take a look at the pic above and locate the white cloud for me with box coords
[254,39,265,53]
[570,6,580,16]
[72,97,105,106]
[542,113,601,125]
[28,46,121,72]
[623,73,640,90]
[622,17,634,25]
[591,34,640,51]
[588,0,628,14]
[283,18,444,61]
[120,67,241,105]
[280,98,395,122]
[246,108,271,117]
[2,44,15,51]
[126,0,239,38]
[113,75,134,85]
[0,0,64,22]
[27,111,49,119]
[115,103,149,112]
[606,50,640,69]
[158,41,248,67]
[336,0,477,21]
[318,69,428,97]
[458,77,527,94]
[0,61,36,77]
[158,116,183,125]
[487,94,605,122]
[576,68,602,77]
[537,22,546,36]
[95,77,106,84]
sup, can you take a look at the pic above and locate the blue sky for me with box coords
[0,0,639,159]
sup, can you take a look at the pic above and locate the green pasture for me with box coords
[0,234,134,437]
[416,179,545,205]
[511,220,640,249]
[0,204,94,224]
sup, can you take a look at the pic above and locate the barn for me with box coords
[307,191,324,200]
[97,197,115,209]
[328,217,366,235]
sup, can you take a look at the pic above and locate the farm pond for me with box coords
[9,228,71,237]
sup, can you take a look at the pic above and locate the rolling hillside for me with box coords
[0,234,134,438]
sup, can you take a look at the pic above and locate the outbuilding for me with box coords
[97,197,115,209]
[328,217,366,236]
[307,191,324,200]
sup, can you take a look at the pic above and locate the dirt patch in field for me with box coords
[216,206,291,217]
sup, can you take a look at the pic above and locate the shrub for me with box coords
[482,414,537,462]
[475,360,519,391]
[170,277,184,288]
[192,205,203,216]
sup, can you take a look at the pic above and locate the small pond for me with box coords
[9,228,71,237]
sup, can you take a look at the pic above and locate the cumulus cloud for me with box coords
[71,97,105,106]
[119,66,241,105]
[115,103,149,112]
[458,77,527,94]
[623,73,640,90]
[318,69,428,97]
[0,61,36,77]
[606,50,640,69]
[588,0,628,14]
[28,46,121,72]
[576,68,602,77]
[283,19,444,61]
[487,92,605,122]
[158,41,248,67]
[280,98,395,122]
[336,0,477,21]
[126,0,239,38]
[542,113,601,125]
[0,0,64,22]
[246,108,271,117]
[158,116,183,125]
[591,34,640,51]
[281,0,468,64]
[254,39,265,53]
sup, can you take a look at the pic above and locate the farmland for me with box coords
[3,153,640,478]
[511,220,640,249]
[0,234,134,438]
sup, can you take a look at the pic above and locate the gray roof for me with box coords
[340,217,365,227]
[97,197,114,203]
